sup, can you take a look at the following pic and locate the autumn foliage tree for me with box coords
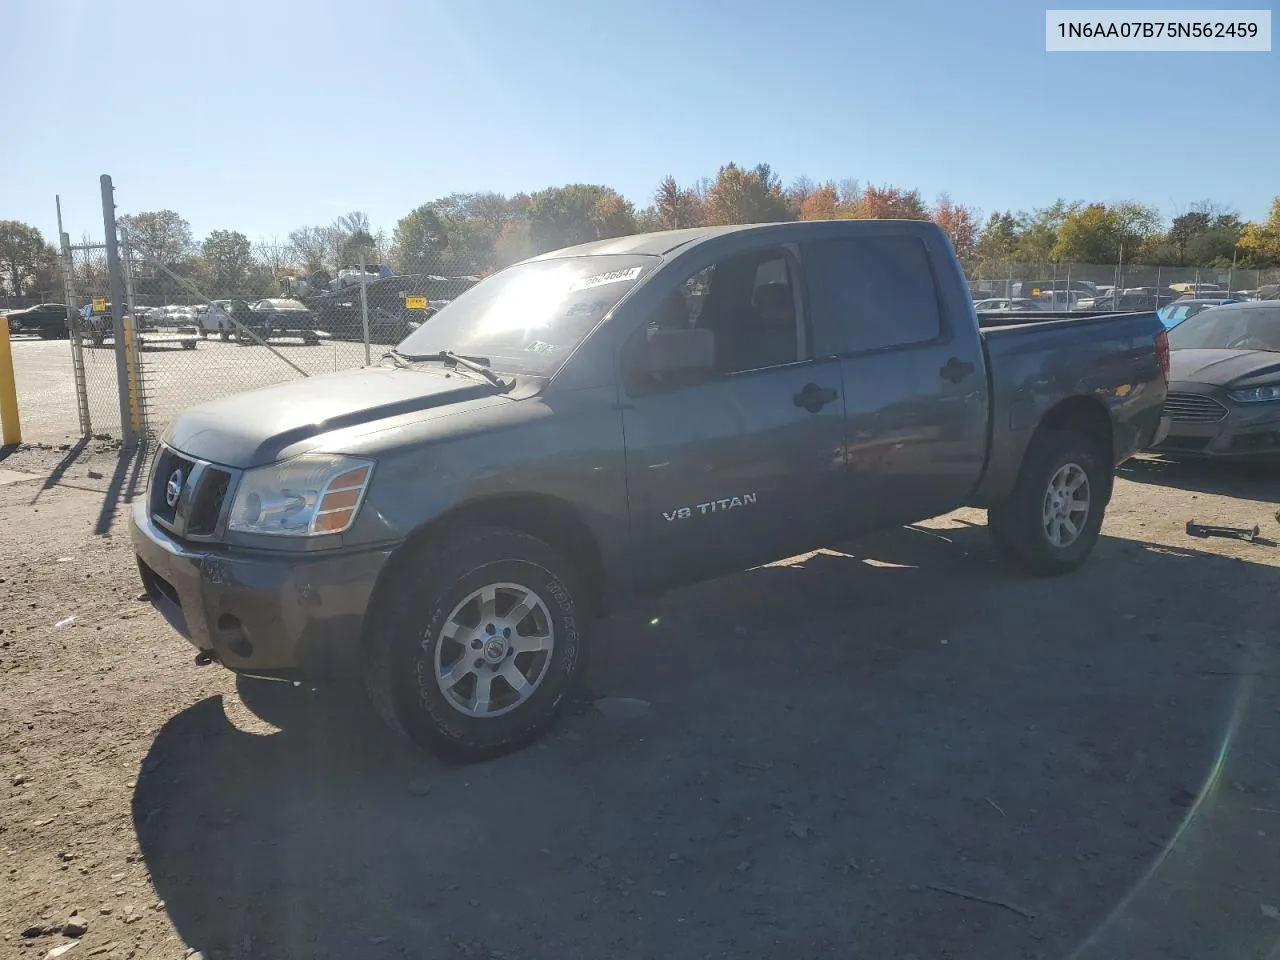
[932,193,978,263]
[653,176,703,230]
[702,163,793,226]
[798,182,840,221]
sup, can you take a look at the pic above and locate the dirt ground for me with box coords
[1,444,1278,960]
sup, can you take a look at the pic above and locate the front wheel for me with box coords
[365,527,589,761]
[988,428,1109,576]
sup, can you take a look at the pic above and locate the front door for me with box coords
[619,245,847,592]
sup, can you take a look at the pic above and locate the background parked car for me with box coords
[5,303,69,338]
[1155,301,1280,459]
[202,299,256,339]
[243,298,322,344]
[973,297,1041,312]
[1157,298,1240,329]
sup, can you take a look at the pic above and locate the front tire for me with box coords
[987,428,1110,576]
[365,527,589,761]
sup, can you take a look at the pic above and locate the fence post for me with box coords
[57,195,92,437]
[119,229,145,438]
[100,174,137,450]
[358,246,371,366]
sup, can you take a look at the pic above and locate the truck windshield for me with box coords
[396,254,656,377]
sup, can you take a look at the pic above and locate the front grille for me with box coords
[150,447,233,537]
[151,448,196,525]
[1164,393,1228,423]
[187,468,231,536]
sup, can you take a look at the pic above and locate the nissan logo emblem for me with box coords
[165,468,185,508]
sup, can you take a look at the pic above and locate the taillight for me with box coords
[1156,330,1170,381]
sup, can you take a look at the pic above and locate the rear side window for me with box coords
[806,236,943,354]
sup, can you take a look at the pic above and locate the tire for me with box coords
[219,326,230,342]
[987,428,1110,576]
[365,526,589,762]
[182,340,196,350]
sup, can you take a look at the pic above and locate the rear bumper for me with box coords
[130,499,394,678]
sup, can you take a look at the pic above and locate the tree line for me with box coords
[3,162,1280,301]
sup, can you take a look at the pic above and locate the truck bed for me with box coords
[968,309,1167,507]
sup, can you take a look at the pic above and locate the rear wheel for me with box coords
[987,428,1109,576]
[365,527,589,761]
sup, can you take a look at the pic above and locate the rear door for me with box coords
[803,233,989,531]
[619,243,847,591]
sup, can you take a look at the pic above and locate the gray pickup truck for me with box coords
[131,221,1170,759]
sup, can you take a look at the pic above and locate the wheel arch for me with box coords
[360,492,611,662]
[1030,395,1115,498]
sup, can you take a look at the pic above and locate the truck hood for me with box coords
[166,365,509,468]
[1169,349,1280,388]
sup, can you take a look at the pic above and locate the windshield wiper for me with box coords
[389,349,514,391]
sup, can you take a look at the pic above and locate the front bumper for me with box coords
[130,499,394,678]
[1155,384,1280,459]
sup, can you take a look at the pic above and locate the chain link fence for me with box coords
[60,236,126,438]
[39,177,1280,444]
[117,243,481,436]
[968,261,1280,304]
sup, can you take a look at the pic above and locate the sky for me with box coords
[4,0,1278,246]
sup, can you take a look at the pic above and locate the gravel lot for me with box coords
[1,439,1278,960]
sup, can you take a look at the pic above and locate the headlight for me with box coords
[228,454,373,536]
[1228,385,1280,403]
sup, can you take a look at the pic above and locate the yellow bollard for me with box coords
[122,313,142,437]
[0,316,21,445]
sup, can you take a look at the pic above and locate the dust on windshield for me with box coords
[395,254,656,377]
[1167,305,1280,351]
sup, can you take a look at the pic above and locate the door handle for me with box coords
[940,357,975,384]
[793,383,839,413]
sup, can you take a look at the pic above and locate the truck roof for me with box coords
[527,220,942,261]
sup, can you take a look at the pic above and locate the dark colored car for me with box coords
[1154,301,1280,458]
[1157,298,1239,329]
[131,221,1168,760]
[6,303,69,339]
[242,299,322,345]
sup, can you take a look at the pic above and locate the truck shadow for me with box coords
[1119,454,1279,501]
[133,524,1280,960]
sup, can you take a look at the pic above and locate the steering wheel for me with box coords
[1227,336,1268,350]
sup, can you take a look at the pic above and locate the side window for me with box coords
[807,236,943,354]
[623,248,803,393]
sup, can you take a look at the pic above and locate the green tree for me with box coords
[975,211,1018,266]
[1013,200,1075,262]
[201,230,254,296]
[118,210,193,267]
[0,220,52,296]
[526,184,634,252]
[1238,197,1280,266]
[1051,203,1116,262]
[1051,201,1161,264]
[702,163,792,225]
[391,205,453,273]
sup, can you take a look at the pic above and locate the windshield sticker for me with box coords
[569,265,643,292]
